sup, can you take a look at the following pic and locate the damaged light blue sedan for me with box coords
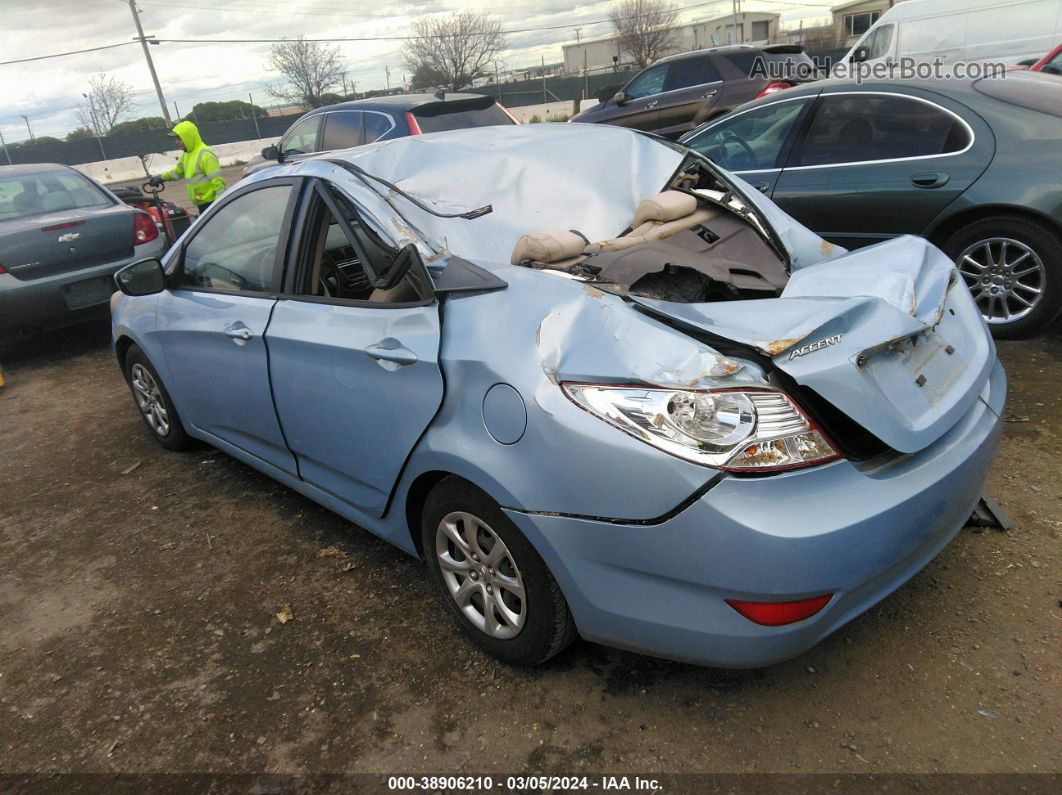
[111,124,1004,668]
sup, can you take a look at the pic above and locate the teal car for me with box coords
[0,163,165,335]
[682,70,1062,337]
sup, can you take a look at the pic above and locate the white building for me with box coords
[562,12,781,74]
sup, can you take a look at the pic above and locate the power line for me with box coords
[0,40,138,66]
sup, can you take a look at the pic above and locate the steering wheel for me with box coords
[717,130,757,171]
[318,260,342,298]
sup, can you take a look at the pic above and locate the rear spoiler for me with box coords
[411,94,497,117]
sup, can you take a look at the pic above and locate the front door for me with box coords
[156,180,299,474]
[265,181,444,517]
[655,55,724,138]
[609,63,667,131]
[771,90,994,249]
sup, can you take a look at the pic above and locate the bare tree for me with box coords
[402,12,504,92]
[267,36,345,109]
[77,73,134,136]
[609,0,679,69]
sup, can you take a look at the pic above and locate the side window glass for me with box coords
[624,65,667,100]
[663,58,704,92]
[363,113,392,143]
[866,24,894,59]
[299,189,414,303]
[321,112,364,150]
[687,100,807,171]
[180,186,292,293]
[280,116,321,157]
[793,95,969,167]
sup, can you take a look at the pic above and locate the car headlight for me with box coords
[562,384,840,472]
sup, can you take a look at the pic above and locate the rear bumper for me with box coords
[506,360,1005,668]
[0,238,164,332]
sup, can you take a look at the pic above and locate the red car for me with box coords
[1030,43,1062,75]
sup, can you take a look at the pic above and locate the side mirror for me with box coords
[261,144,281,161]
[115,257,165,296]
[613,90,628,106]
[850,46,870,64]
[372,243,421,291]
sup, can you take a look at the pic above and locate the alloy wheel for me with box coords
[130,363,170,436]
[435,511,526,639]
[956,237,1045,324]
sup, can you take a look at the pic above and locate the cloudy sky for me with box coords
[1,0,832,143]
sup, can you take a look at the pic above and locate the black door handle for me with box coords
[911,172,949,189]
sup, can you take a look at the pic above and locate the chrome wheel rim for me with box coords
[435,511,526,639]
[956,237,1045,324]
[130,363,170,436]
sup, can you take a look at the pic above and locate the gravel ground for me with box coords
[0,320,1058,779]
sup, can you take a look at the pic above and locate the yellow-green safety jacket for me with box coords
[160,121,226,206]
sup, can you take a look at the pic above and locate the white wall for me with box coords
[507,99,598,123]
[73,137,276,185]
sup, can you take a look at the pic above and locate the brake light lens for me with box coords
[41,220,86,232]
[132,209,159,245]
[405,112,422,135]
[755,82,792,99]
[0,261,7,275]
[726,594,832,626]
[561,385,840,472]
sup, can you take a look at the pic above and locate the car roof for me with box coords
[302,92,493,116]
[656,44,804,64]
[0,163,77,177]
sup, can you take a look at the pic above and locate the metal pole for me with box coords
[0,127,12,165]
[495,61,500,100]
[19,115,34,142]
[731,0,738,45]
[583,51,589,100]
[83,93,107,160]
[541,55,546,104]
[249,93,261,139]
[127,0,172,125]
[173,100,181,120]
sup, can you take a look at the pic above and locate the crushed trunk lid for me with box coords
[631,236,996,454]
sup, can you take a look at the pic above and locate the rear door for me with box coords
[771,88,994,249]
[654,56,724,137]
[265,180,443,518]
[155,179,300,474]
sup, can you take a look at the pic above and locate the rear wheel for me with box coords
[421,478,577,665]
[124,344,191,451]
[943,216,1062,338]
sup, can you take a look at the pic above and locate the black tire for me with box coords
[421,477,578,666]
[123,344,191,451]
[941,215,1062,339]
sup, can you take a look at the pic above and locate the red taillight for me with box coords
[133,210,159,245]
[405,112,422,135]
[725,594,833,626]
[755,82,792,99]
[0,262,7,275]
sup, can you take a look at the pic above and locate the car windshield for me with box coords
[0,169,110,222]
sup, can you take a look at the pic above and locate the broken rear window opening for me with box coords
[509,153,792,305]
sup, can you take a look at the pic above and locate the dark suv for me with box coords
[570,45,817,139]
[244,93,517,176]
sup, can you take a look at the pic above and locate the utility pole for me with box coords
[541,54,547,104]
[0,128,12,165]
[494,61,501,100]
[731,0,739,45]
[126,0,173,126]
[385,65,391,90]
[19,115,34,143]
[249,92,262,140]
[574,27,581,43]
[173,100,181,120]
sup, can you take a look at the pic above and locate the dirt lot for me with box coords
[0,320,1059,779]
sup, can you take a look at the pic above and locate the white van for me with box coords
[844,0,1062,67]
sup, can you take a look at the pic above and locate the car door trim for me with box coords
[691,90,976,173]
